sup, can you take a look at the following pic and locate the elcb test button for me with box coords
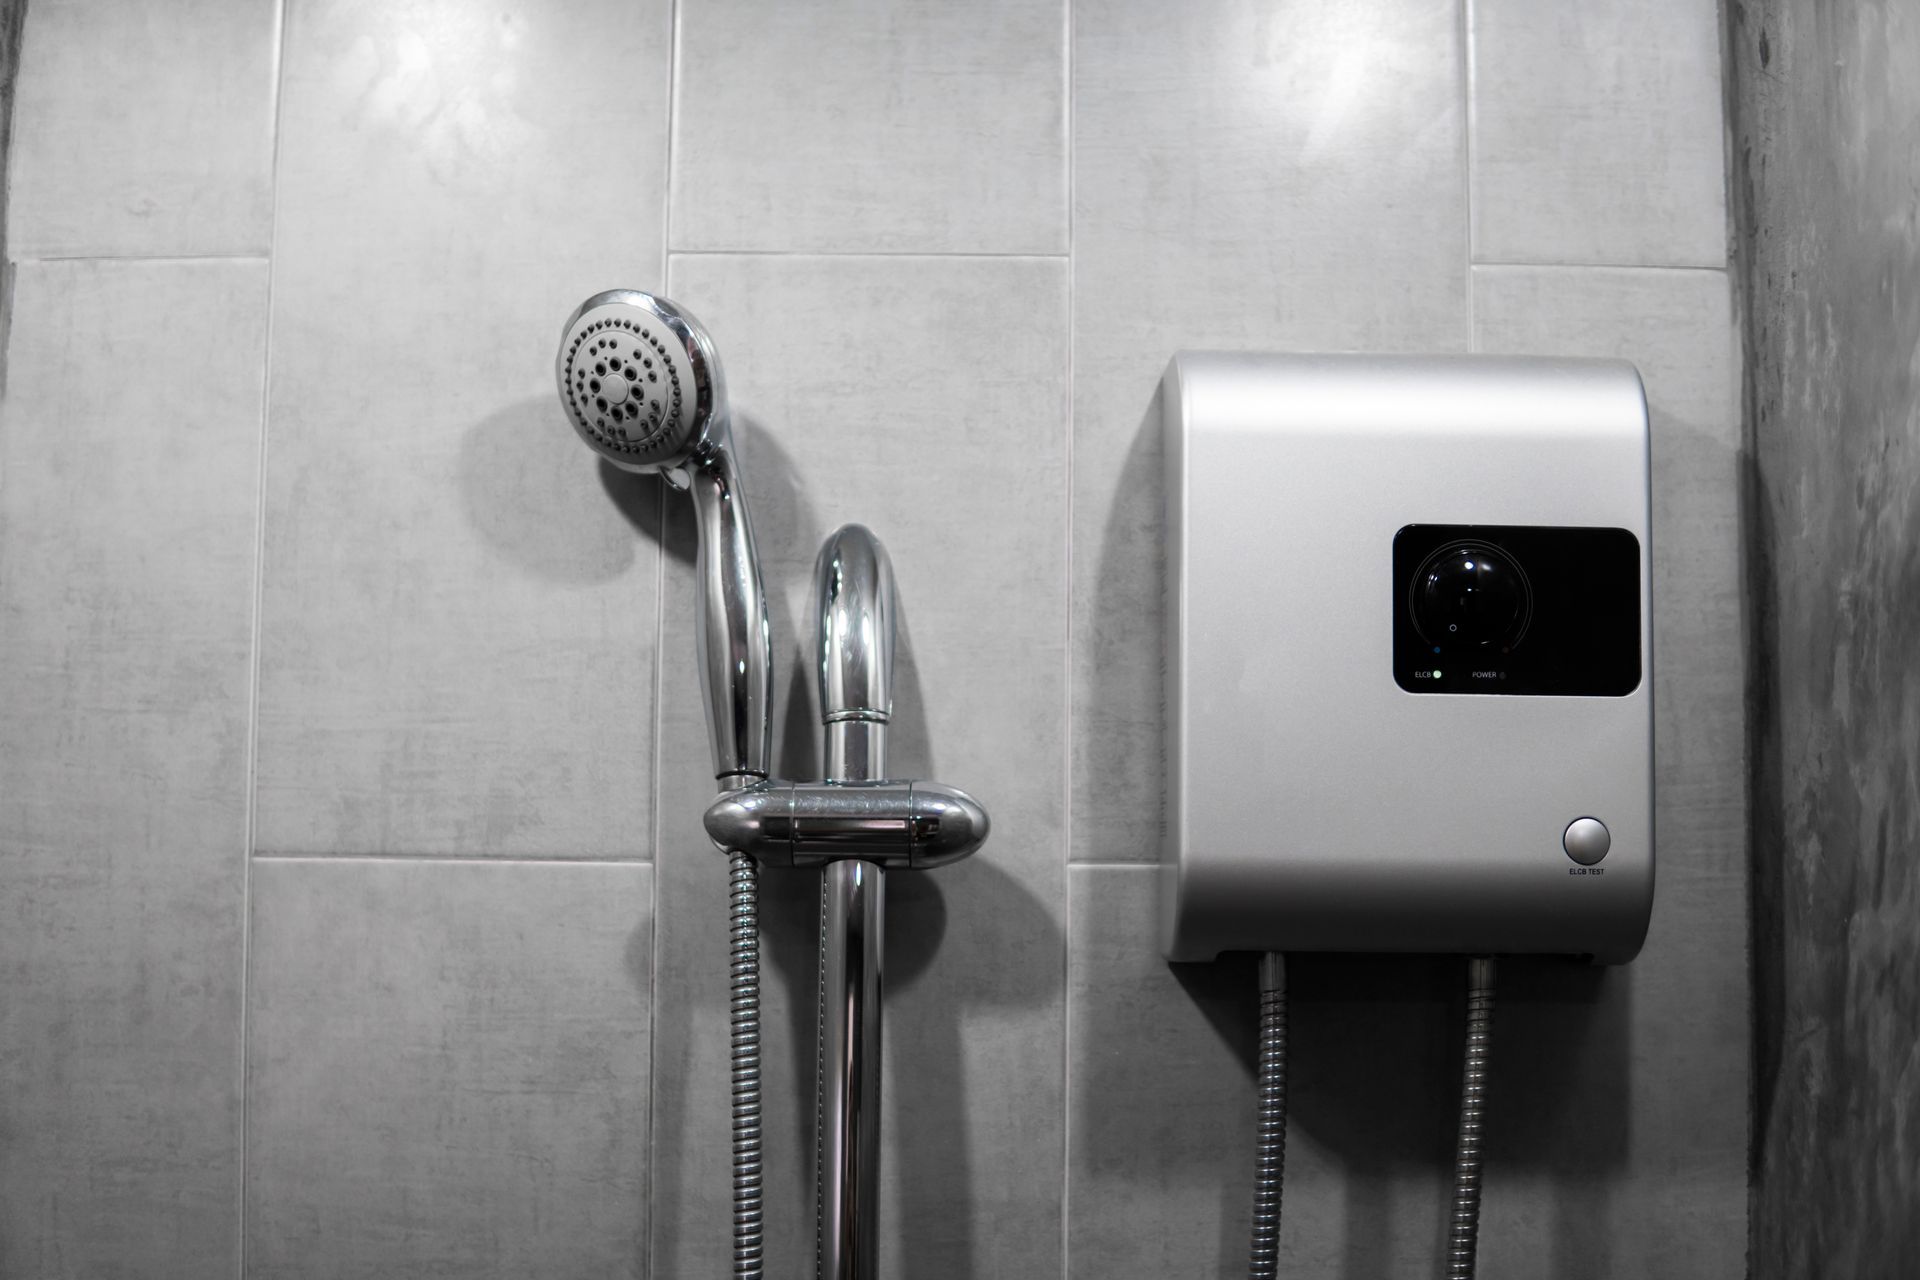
[1563,817,1611,865]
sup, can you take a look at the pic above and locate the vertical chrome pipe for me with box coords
[814,525,896,1280]
[818,858,884,1278]
[817,522,894,783]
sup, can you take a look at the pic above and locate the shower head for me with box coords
[555,289,770,786]
[556,289,728,481]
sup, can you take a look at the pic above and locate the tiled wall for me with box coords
[0,2,1744,1276]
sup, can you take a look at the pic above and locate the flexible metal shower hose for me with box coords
[1447,957,1497,1279]
[1248,952,1288,1279]
[729,851,763,1278]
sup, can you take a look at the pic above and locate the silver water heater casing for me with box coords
[1163,352,1654,964]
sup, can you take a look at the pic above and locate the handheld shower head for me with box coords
[556,289,727,480]
[556,289,771,786]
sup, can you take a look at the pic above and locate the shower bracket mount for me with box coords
[703,777,989,870]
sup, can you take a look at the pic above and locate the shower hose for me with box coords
[1245,953,1496,1280]
[729,851,763,1278]
[1447,957,1497,1280]
[1247,952,1288,1279]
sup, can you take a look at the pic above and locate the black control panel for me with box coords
[1393,524,1642,697]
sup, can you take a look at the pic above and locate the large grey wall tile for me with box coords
[1471,0,1727,267]
[649,253,1069,1277]
[1072,0,1468,863]
[8,0,276,256]
[672,0,1066,253]
[246,858,652,1278]
[1472,264,1747,1274]
[254,0,672,858]
[0,259,266,1277]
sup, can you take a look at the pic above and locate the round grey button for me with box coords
[1563,817,1611,865]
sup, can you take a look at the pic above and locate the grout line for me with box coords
[647,15,679,1260]
[250,851,662,866]
[1471,259,1735,275]
[1060,0,1076,1271]
[15,252,273,263]
[1463,0,1476,351]
[237,2,293,1273]
[251,852,664,871]
[662,0,680,266]
[665,247,1071,260]
[643,489,667,1275]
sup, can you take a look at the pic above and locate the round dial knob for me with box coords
[1410,541,1533,652]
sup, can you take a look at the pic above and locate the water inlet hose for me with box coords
[729,851,763,1278]
[1447,956,1497,1280]
[1248,952,1288,1279]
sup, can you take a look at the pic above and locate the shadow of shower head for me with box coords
[555,289,729,485]
[553,288,772,787]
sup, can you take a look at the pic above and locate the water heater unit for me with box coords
[1163,352,1654,964]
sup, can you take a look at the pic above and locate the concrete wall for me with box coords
[0,0,24,365]
[2,1,1746,1275]
[1728,3,1920,1276]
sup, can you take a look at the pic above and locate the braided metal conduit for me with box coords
[1247,952,1288,1279]
[1446,957,1497,1280]
[729,850,764,1278]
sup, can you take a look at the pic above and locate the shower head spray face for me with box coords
[556,289,727,477]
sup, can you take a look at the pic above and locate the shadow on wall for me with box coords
[1080,381,1171,858]
[883,857,1057,1277]
[457,395,666,583]
[756,853,1055,1278]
